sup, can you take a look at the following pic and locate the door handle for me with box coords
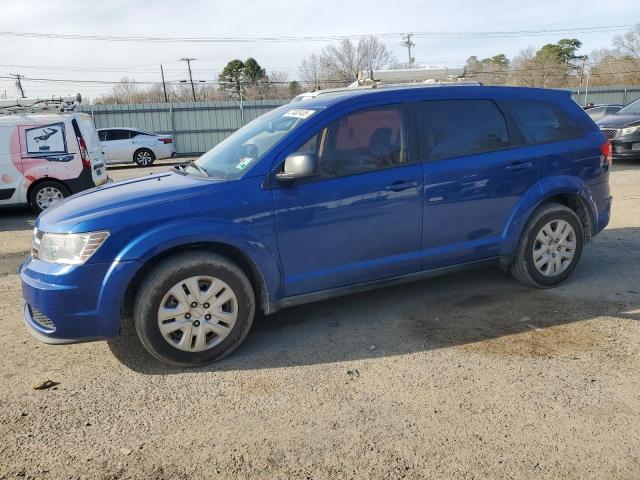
[385,181,418,192]
[44,154,74,162]
[506,161,533,170]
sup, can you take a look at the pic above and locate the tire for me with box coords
[133,251,255,366]
[29,181,70,213]
[510,203,585,288]
[133,148,155,167]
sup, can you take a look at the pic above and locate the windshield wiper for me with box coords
[182,161,209,176]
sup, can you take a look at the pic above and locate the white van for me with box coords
[0,102,108,212]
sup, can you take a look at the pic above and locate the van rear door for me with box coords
[72,114,108,186]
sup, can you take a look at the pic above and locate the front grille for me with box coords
[29,305,55,330]
[601,128,620,140]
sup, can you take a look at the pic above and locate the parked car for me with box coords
[0,110,108,212]
[596,97,640,161]
[20,85,612,366]
[583,104,624,122]
[97,128,176,167]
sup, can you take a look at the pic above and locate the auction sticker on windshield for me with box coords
[283,109,315,119]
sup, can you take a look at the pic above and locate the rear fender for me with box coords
[501,175,596,254]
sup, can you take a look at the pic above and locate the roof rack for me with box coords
[292,81,482,101]
[0,94,82,115]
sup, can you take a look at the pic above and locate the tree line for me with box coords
[93,25,640,104]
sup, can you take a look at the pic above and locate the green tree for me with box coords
[243,58,266,83]
[218,59,245,97]
[536,39,584,64]
[287,81,301,96]
[218,58,268,98]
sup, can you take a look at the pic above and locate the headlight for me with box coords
[33,229,109,265]
[620,126,640,136]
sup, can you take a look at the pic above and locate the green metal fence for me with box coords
[82,99,288,156]
[568,85,640,107]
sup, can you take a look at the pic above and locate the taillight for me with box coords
[78,137,91,168]
[160,138,173,144]
[600,140,612,166]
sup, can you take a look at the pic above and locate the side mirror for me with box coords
[276,152,317,183]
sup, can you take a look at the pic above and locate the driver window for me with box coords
[315,104,407,177]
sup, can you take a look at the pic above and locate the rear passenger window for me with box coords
[109,130,130,141]
[417,100,509,161]
[504,100,582,145]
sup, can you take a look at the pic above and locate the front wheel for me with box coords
[510,203,585,288]
[133,251,255,366]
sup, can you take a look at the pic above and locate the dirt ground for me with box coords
[0,161,639,479]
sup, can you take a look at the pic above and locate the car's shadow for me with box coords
[107,226,640,375]
[0,205,36,231]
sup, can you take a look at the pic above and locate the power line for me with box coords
[0,24,633,43]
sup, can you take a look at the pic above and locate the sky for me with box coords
[0,0,638,100]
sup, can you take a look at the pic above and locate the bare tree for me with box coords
[613,24,640,58]
[588,48,640,86]
[321,38,361,84]
[358,36,396,73]
[299,36,395,88]
[299,53,325,90]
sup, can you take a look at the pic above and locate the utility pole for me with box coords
[401,34,415,69]
[10,73,25,97]
[180,57,197,102]
[160,64,168,103]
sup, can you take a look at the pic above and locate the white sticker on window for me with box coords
[283,109,315,119]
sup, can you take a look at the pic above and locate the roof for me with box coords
[0,112,75,127]
[96,127,150,132]
[291,84,571,110]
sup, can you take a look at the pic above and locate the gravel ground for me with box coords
[0,162,639,479]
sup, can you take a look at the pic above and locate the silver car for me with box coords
[97,128,176,167]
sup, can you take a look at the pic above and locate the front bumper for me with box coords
[609,136,640,161]
[20,256,142,344]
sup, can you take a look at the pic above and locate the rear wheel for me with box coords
[133,251,255,366]
[510,203,584,288]
[133,148,155,167]
[29,181,70,213]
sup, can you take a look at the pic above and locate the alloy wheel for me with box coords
[136,151,152,166]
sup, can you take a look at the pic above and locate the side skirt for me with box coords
[265,256,502,315]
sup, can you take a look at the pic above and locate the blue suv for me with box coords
[20,85,612,366]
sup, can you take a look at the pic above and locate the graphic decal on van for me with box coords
[25,123,67,155]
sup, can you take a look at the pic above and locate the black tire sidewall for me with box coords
[522,208,584,287]
[134,149,155,167]
[134,255,255,366]
[29,181,70,213]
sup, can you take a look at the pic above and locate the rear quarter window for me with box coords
[503,100,583,145]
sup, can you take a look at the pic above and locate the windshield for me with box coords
[618,98,640,115]
[191,106,318,179]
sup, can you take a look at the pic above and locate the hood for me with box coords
[596,113,640,128]
[38,170,222,231]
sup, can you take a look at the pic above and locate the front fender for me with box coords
[501,175,597,254]
[113,217,284,303]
